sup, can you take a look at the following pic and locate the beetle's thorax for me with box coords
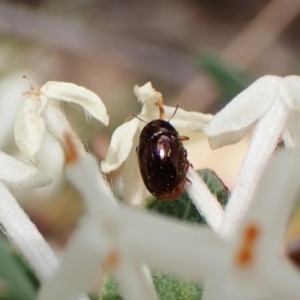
[140,119,178,141]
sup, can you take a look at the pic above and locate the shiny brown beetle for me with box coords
[136,98,191,201]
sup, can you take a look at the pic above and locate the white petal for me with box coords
[221,99,288,236]
[165,105,213,130]
[123,208,228,282]
[122,132,146,205]
[0,72,27,148]
[14,95,46,165]
[134,82,163,120]
[39,218,109,300]
[67,153,117,215]
[101,118,139,173]
[262,257,300,298]
[0,151,52,190]
[40,81,109,126]
[134,82,162,106]
[282,75,300,112]
[42,100,85,156]
[203,277,267,300]
[204,75,282,149]
[243,150,300,249]
[32,132,64,198]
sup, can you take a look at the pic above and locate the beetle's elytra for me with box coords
[136,98,191,201]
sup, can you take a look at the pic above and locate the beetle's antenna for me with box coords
[168,105,179,122]
[131,114,147,123]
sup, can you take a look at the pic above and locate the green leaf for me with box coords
[0,236,36,300]
[11,253,40,291]
[196,51,253,103]
[101,274,202,300]
[153,272,202,300]
[145,189,205,224]
[198,169,229,208]
[101,276,122,300]
[144,169,229,224]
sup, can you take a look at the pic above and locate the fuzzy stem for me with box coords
[0,182,58,281]
[220,99,288,236]
[185,169,224,232]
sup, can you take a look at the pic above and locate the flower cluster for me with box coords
[40,136,300,300]
[204,75,300,235]
[1,76,300,300]
[101,82,213,206]
[14,80,109,165]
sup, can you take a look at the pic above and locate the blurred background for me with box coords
[1,0,300,254]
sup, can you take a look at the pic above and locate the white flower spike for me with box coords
[204,75,300,236]
[14,80,109,165]
[101,82,213,206]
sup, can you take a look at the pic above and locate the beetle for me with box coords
[136,98,191,201]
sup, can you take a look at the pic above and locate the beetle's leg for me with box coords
[186,177,192,184]
[183,148,188,159]
[184,158,193,173]
[156,98,165,120]
[180,136,189,142]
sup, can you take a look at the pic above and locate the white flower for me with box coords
[0,151,59,280]
[101,82,213,206]
[14,81,109,165]
[0,72,28,149]
[40,136,300,300]
[204,75,300,235]
[202,150,300,300]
